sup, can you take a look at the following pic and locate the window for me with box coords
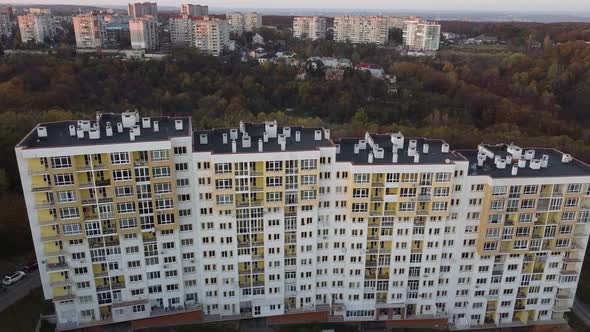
[266,192,282,202]
[57,191,76,203]
[54,173,74,186]
[154,183,172,194]
[352,203,368,213]
[151,150,169,161]
[174,146,187,155]
[216,194,233,205]
[153,166,170,178]
[112,169,132,182]
[215,179,233,190]
[115,186,134,197]
[215,163,232,174]
[177,178,189,187]
[119,218,137,229]
[435,172,451,182]
[51,156,72,169]
[117,202,136,214]
[266,161,282,172]
[175,163,188,171]
[353,173,370,183]
[110,152,129,165]
[300,175,317,185]
[301,159,317,170]
[60,207,80,219]
[353,188,369,198]
[266,176,283,187]
[63,223,82,235]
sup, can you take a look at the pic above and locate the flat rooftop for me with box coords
[458,144,590,178]
[193,122,333,154]
[335,134,465,165]
[17,112,191,149]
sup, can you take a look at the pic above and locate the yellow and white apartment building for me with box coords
[15,112,590,330]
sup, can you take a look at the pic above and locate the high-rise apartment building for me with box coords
[16,114,590,331]
[181,4,208,16]
[128,2,158,19]
[129,16,158,50]
[293,16,327,40]
[169,15,232,56]
[17,13,54,44]
[403,20,441,51]
[0,7,12,37]
[73,12,108,49]
[226,12,261,34]
[334,16,389,45]
[169,14,195,47]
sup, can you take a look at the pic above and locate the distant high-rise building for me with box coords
[0,7,12,37]
[226,12,261,34]
[73,12,107,49]
[17,13,54,44]
[28,8,52,15]
[169,14,233,56]
[403,20,441,51]
[130,16,158,50]
[180,4,208,16]
[128,2,157,18]
[293,16,327,40]
[333,16,389,45]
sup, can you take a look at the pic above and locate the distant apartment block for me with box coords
[128,2,158,19]
[403,20,441,51]
[0,8,12,37]
[293,16,327,40]
[180,4,208,16]
[16,113,590,331]
[129,16,158,50]
[29,8,52,15]
[73,12,108,49]
[169,14,233,56]
[226,12,261,34]
[17,13,54,44]
[334,16,389,45]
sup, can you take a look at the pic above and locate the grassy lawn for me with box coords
[0,287,53,332]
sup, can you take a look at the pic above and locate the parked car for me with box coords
[2,271,25,286]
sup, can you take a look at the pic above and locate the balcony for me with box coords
[39,217,58,225]
[46,262,68,272]
[54,293,76,301]
[29,167,49,175]
[418,194,431,202]
[32,185,52,192]
[35,201,55,209]
[41,234,61,242]
[417,210,428,216]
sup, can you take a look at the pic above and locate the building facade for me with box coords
[73,12,108,49]
[16,114,590,331]
[129,16,158,50]
[333,16,389,45]
[128,2,158,19]
[0,9,12,37]
[226,12,261,34]
[180,4,208,17]
[403,20,441,51]
[293,16,327,40]
[193,19,233,56]
[17,13,54,44]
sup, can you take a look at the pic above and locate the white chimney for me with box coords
[358,140,367,150]
[477,154,485,167]
[408,146,416,157]
[295,131,301,142]
[258,139,263,152]
[374,147,384,159]
[314,130,322,141]
[518,158,526,168]
[506,154,513,164]
[354,144,359,154]
[530,159,541,170]
[242,135,251,148]
[414,153,420,163]
[37,126,48,138]
[391,133,404,148]
[78,120,91,130]
[153,121,159,132]
[512,165,518,176]
[175,119,183,131]
[324,129,330,140]
[422,143,429,154]
[265,121,278,138]
[69,125,76,137]
[496,158,506,169]
[117,122,123,133]
[199,134,208,145]
[441,143,450,153]
[392,152,398,163]
[283,127,291,138]
[409,139,417,149]
[132,125,141,136]
[230,128,238,140]
[507,145,522,159]
[263,132,269,143]
[89,128,100,140]
[76,128,84,139]
[279,135,286,151]
[231,140,237,153]
[336,144,340,154]
[561,154,573,163]
[106,124,113,137]
[222,133,228,144]
[541,155,549,168]
[368,152,374,164]
[130,131,135,141]
[142,117,151,128]
[524,149,535,160]
[121,112,136,128]
[239,121,245,134]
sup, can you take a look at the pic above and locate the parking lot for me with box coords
[0,270,41,312]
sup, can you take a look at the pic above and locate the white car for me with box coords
[2,271,25,286]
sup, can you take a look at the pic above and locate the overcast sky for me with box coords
[3,0,590,12]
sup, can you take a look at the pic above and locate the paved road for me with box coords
[572,298,590,327]
[0,270,41,312]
